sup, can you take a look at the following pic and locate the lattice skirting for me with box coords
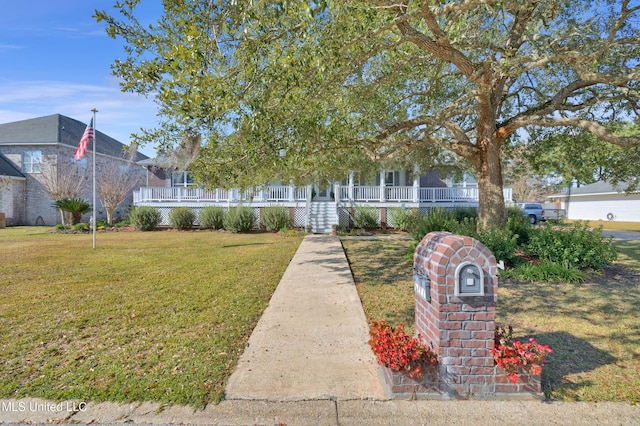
[151,205,307,228]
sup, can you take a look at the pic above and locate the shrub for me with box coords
[475,225,520,266]
[526,222,617,269]
[352,206,379,229]
[388,207,415,231]
[53,197,92,225]
[408,207,456,241]
[72,223,89,232]
[449,206,478,223]
[262,206,291,232]
[199,206,225,229]
[223,206,256,232]
[368,320,437,379]
[169,207,196,230]
[129,206,161,231]
[505,206,532,246]
[500,261,585,283]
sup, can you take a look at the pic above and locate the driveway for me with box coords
[603,230,640,241]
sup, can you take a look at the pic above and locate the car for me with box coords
[516,203,545,224]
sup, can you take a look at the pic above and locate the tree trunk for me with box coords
[476,138,506,228]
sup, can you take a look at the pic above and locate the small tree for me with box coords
[53,198,92,225]
[97,145,144,224]
[40,158,88,225]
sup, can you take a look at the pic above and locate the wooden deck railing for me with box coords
[134,185,512,204]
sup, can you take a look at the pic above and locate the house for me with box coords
[0,114,148,226]
[548,181,640,222]
[135,159,514,233]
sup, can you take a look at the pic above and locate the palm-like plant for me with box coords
[53,198,92,226]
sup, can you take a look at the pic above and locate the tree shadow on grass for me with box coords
[534,331,617,398]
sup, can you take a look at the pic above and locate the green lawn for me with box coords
[0,227,302,407]
[343,237,640,402]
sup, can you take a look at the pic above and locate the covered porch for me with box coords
[133,184,512,204]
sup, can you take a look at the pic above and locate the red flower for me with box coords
[491,324,553,383]
[368,320,437,379]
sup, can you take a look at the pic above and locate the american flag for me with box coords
[74,118,94,161]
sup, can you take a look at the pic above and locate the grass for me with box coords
[342,237,640,402]
[564,219,640,232]
[0,227,302,408]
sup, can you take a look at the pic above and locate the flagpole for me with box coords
[92,108,98,250]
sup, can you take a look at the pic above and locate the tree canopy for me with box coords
[96,0,640,226]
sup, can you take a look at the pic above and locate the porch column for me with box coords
[289,184,295,202]
[379,170,386,202]
[413,165,420,202]
[348,171,354,201]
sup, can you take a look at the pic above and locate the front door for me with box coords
[314,185,333,201]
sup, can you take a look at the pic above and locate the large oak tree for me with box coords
[97,0,640,226]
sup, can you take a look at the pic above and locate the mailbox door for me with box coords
[455,262,484,296]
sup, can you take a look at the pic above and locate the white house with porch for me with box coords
[133,160,513,233]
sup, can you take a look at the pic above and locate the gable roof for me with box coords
[0,153,25,179]
[549,180,638,198]
[0,114,148,161]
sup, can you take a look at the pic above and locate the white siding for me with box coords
[567,194,640,222]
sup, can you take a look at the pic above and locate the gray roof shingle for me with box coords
[0,153,25,178]
[0,114,148,161]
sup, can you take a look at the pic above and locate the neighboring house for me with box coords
[0,114,148,226]
[0,153,27,226]
[548,181,640,222]
[135,159,514,233]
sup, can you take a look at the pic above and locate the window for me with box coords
[385,171,399,186]
[171,171,194,187]
[22,151,42,173]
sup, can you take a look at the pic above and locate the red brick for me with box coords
[463,321,486,331]
[472,312,493,321]
[470,366,494,375]
[463,357,486,367]
[448,366,471,375]
[448,312,471,321]
[448,330,471,340]
[472,331,494,340]
[448,348,472,357]
[443,321,462,330]
[462,340,486,349]
[495,384,518,393]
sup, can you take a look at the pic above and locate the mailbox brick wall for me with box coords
[394,231,542,399]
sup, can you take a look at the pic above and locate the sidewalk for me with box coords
[225,235,386,400]
[1,235,639,425]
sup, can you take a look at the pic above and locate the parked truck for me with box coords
[516,203,545,224]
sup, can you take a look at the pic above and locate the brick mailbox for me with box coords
[382,231,541,399]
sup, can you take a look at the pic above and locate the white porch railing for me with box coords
[134,185,513,204]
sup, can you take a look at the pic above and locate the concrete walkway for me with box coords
[225,235,386,401]
[1,235,639,424]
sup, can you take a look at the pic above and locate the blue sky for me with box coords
[0,1,162,157]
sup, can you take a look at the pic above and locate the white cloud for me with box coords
[0,78,160,157]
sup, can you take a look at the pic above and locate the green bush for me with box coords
[449,206,478,223]
[388,207,415,231]
[72,223,89,232]
[505,206,532,246]
[169,207,196,230]
[223,207,256,232]
[199,206,225,229]
[500,261,585,283]
[352,206,379,229]
[475,225,520,266]
[408,207,456,241]
[129,206,161,231]
[262,206,291,232]
[526,222,617,269]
